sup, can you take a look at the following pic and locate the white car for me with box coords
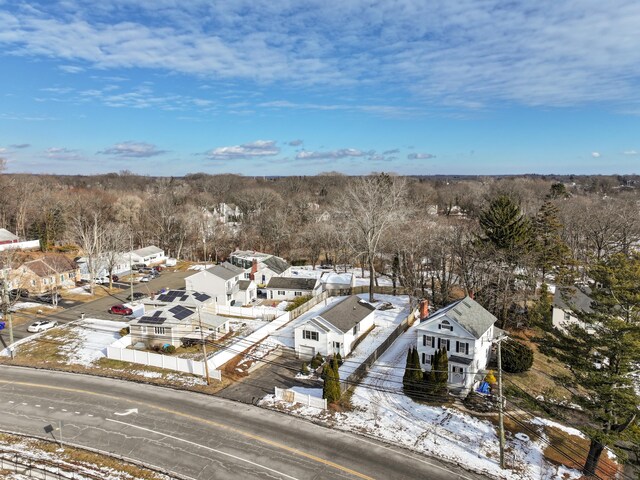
[139,276,150,282]
[27,320,58,333]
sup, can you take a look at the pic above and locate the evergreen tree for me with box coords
[528,283,553,329]
[402,348,413,390]
[322,361,341,404]
[533,201,570,281]
[478,195,533,255]
[335,352,343,366]
[300,362,310,375]
[546,253,640,476]
[501,339,534,373]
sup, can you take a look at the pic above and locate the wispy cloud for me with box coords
[59,65,84,74]
[99,141,166,158]
[45,147,82,161]
[288,139,303,147]
[10,143,30,149]
[592,152,601,158]
[408,153,436,160]
[205,140,280,160]
[623,150,638,155]
[296,148,370,160]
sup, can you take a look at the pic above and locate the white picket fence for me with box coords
[212,304,279,320]
[274,387,327,410]
[106,336,221,380]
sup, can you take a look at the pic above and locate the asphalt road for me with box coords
[0,269,193,346]
[0,366,486,480]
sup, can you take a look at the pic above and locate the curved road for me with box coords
[0,366,487,480]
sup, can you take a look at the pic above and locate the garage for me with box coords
[297,345,315,360]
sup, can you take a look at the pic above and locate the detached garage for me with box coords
[265,277,321,301]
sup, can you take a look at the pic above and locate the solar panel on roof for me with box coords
[193,292,211,302]
[169,305,192,320]
[138,316,165,325]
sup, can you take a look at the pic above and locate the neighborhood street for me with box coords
[0,366,486,480]
[1,269,193,346]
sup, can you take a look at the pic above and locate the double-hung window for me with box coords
[423,335,435,348]
[455,341,470,355]
[303,330,319,341]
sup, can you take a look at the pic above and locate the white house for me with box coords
[146,289,215,309]
[128,246,166,266]
[0,228,40,252]
[214,203,242,224]
[320,272,356,292]
[552,286,593,333]
[184,262,256,306]
[129,304,230,348]
[416,296,499,393]
[76,252,129,280]
[265,277,321,301]
[229,250,291,286]
[294,295,376,359]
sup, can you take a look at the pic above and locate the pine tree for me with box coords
[546,253,640,476]
[533,201,570,281]
[335,352,343,366]
[322,362,340,403]
[402,348,413,390]
[478,195,533,254]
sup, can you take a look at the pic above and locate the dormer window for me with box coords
[438,320,453,331]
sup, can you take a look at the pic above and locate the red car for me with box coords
[109,304,133,315]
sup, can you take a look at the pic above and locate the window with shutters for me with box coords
[456,341,470,355]
[303,330,319,341]
[439,320,453,331]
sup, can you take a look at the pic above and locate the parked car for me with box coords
[93,277,109,285]
[35,293,58,304]
[126,292,146,301]
[109,304,133,315]
[9,288,29,299]
[132,264,146,271]
[139,275,150,282]
[27,320,58,333]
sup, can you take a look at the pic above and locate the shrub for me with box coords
[119,326,130,337]
[163,344,176,354]
[301,362,310,375]
[285,295,312,311]
[310,352,324,369]
[335,352,343,366]
[502,339,534,373]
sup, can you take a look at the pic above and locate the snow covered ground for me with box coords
[261,323,582,480]
[60,319,127,367]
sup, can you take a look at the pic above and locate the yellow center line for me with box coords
[0,379,374,480]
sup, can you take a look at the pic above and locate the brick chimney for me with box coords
[419,299,429,320]
[468,289,474,300]
[249,259,258,280]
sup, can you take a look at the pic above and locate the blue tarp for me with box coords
[477,381,490,394]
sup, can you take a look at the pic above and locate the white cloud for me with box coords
[623,150,638,155]
[45,147,82,160]
[592,152,601,158]
[296,149,368,160]
[10,143,30,149]
[58,65,84,74]
[408,153,436,160]
[288,139,303,146]
[2,1,640,110]
[99,141,166,158]
[205,140,280,160]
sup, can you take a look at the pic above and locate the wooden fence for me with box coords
[274,387,327,410]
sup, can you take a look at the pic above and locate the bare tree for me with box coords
[337,174,406,302]
[71,207,108,295]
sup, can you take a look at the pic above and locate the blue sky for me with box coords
[1,0,639,176]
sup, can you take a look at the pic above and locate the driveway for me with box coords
[217,349,320,404]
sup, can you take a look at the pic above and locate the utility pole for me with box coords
[496,335,507,469]
[129,233,134,302]
[0,269,14,347]
[198,308,211,385]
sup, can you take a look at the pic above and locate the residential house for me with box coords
[416,296,499,394]
[10,254,80,294]
[76,252,130,280]
[214,203,242,224]
[320,272,356,292]
[265,277,321,301]
[229,250,291,286]
[129,304,230,348]
[294,295,376,359]
[184,262,256,306]
[0,229,40,252]
[552,286,594,333]
[146,289,215,309]
[127,246,166,266]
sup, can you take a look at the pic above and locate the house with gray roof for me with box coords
[229,250,291,286]
[184,262,255,306]
[127,245,166,266]
[129,303,229,348]
[552,286,594,333]
[416,296,499,393]
[294,295,376,358]
[265,276,321,301]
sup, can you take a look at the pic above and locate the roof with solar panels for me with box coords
[147,289,214,309]
[129,303,228,330]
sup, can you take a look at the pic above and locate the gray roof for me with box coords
[266,277,318,290]
[130,304,195,327]
[149,289,213,308]
[132,245,163,257]
[0,229,18,242]
[206,262,244,280]
[237,280,253,290]
[263,256,290,274]
[448,355,473,366]
[553,286,593,314]
[421,296,497,339]
[199,311,230,329]
[316,295,376,334]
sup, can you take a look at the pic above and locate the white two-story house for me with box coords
[184,262,255,306]
[416,296,499,393]
[552,286,593,333]
[229,250,291,287]
[294,295,376,359]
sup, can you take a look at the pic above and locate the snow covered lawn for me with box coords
[261,323,583,480]
[60,319,127,367]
